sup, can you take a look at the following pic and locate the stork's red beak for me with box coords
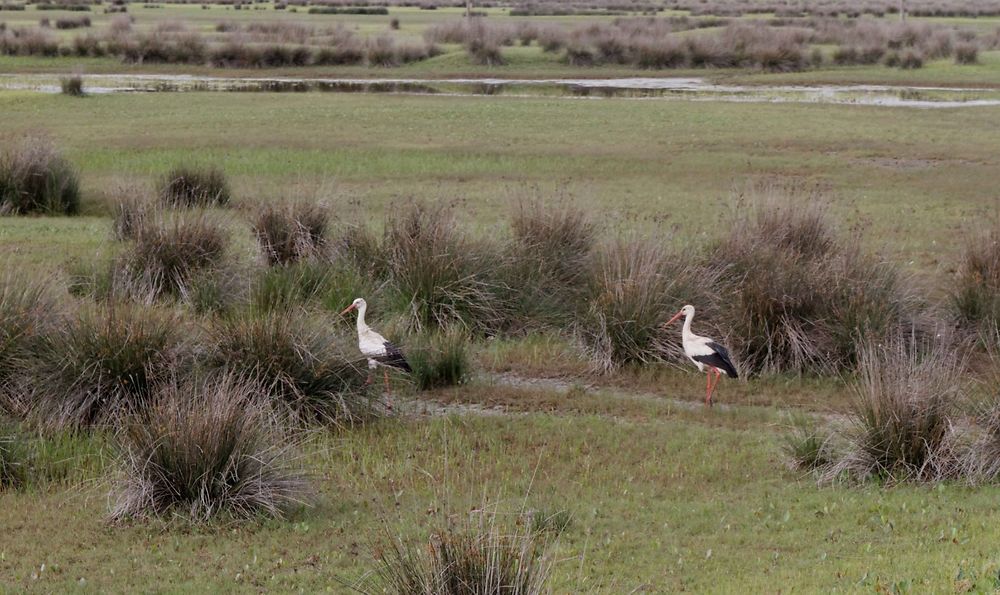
[339,304,356,316]
[664,310,684,327]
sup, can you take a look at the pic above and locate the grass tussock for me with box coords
[782,415,833,472]
[954,220,1000,335]
[361,510,552,595]
[252,200,330,266]
[207,313,375,425]
[712,183,921,376]
[117,210,228,300]
[30,304,189,430]
[408,328,470,390]
[0,420,28,489]
[0,272,55,402]
[111,374,308,522]
[110,185,155,241]
[59,73,84,95]
[821,336,962,483]
[0,136,80,215]
[159,164,231,207]
[580,238,711,373]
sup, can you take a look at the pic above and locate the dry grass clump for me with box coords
[954,221,1000,333]
[361,510,552,595]
[206,313,375,424]
[252,200,331,266]
[0,421,29,489]
[29,304,189,430]
[425,18,511,65]
[782,415,833,472]
[579,238,711,373]
[0,136,80,215]
[60,73,84,95]
[117,210,228,299]
[820,337,962,483]
[110,186,155,241]
[954,42,978,64]
[111,374,308,522]
[711,184,921,376]
[159,164,230,207]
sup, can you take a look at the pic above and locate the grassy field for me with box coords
[4,3,1000,593]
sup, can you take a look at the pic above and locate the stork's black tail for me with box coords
[378,341,412,373]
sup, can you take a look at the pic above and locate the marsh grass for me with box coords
[954,220,1000,335]
[0,272,54,401]
[252,200,330,265]
[360,509,552,595]
[782,415,833,472]
[30,303,189,430]
[408,328,470,390]
[111,374,308,522]
[0,136,80,215]
[822,336,963,483]
[59,73,84,95]
[206,313,376,425]
[159,164,231,207]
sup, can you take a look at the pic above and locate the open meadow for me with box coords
[4,0,1000,593]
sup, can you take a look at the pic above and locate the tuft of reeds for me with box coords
[782,415,833,472]
[954,42,978,64]
[159,164,231,207]
[110,374,309,522]
[0,136,80,215]
[252,200,330,266]
[821,336,962,483]
[29,304,189,430]
[0,272,54,402]
[954,221,1000,333]
[206,313,375,425]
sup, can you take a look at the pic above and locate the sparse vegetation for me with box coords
[408,328,470,390]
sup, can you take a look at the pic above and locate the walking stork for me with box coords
[664,304,738,407]
[339,298,412,406]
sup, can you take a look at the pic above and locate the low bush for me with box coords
[30,304,189,430]
[0,137,80,215]
[252,200,330,265]
[111,374,308,522]
[407,328,470,390]
[159,164,231,207]
[206,313,375,424]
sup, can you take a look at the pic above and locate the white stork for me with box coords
[664,304,738,407]
[339,298,412,405]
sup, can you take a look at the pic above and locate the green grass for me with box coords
[1,90,998,274]
[2,408,1000,591]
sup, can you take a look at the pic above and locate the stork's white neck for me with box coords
[356,302,370,334]
[682,310,695,341]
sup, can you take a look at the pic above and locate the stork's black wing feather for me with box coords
[692,342,738,378]
[375,341,412,373]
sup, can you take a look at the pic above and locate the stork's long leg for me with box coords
[706,368,722,407]
[364,374,373,386]
[705,370,712,406]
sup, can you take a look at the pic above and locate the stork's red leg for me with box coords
[364,374,373,386]
[708,368,722,406]
[705,370,712,406]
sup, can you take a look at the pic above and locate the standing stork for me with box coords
[664,304,738,407]
[340,298,412,407]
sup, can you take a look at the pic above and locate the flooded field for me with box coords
[4,73,1000,108]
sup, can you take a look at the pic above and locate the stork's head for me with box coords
[664,304,694,327]
[339,297,366,315]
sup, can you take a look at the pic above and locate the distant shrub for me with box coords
[60,73,84,95]
[955,42,978,64]
[206,313,375,424]
[30,304,189,430]
[0,137,80,215]
[408,328,470,390]
[389,17,399,30]
[159,164,231,207]
[252,201,330,266]
[54,15,90,28]
[111,374,308,522]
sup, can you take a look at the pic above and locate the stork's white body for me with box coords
[352,300,389,369]
[666,305,738,406]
